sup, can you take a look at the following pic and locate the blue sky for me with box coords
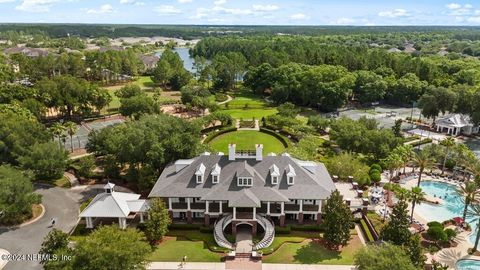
[0,0,480,25]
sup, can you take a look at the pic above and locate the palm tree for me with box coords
[455,182,480,220]
[384,153,403,182]
[466,203,480,252]
[440,137,456,175]
[393,145,414,174]
[412,150,435,187]
[49,122,66,149]
[408,187,426,222]
[64,121,77,152]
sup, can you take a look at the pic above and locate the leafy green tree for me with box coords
[0,111,50,164]
[115,84,143,99]
[307,116,329,133]
[322,190,354,249]
[392,119,403,137]
[0,165,41,225]
[19,142,69,180]
[70,226,151,270]
[277,102,300,118]
[119,95,159,120]
[326,152,370,182]
[353,70,388,103]
[405,234,426,268]
[39,229,69,265]
[380,200,411,245]
[354,243,417,270]
[144,198,172,244]
[77,156,96,179]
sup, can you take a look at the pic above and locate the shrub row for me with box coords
[290,224,324,232]
[360,219,375,242]
[201,124,227,134]
[168,223,201,230]
[203,127,237,144]
[259,128,292,148]
[410,138,433,147]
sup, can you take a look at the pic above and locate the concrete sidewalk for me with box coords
[148,262,355,270]
[148,262,225,270]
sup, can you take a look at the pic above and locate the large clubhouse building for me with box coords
[148,144,336,249]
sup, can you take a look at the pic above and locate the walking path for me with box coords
[354,225,367,246]
[147,262,356,270]
[235,227,253,253]
[217,95,233,105]
[64,172,79,187]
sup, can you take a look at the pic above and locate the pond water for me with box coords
[464,137,480,158]
[415,180,478,244]
[154,47,195,73]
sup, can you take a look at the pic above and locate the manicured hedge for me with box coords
[259,128,292,148]
[275,225,291,234]
[199,226,214,233]
[290,224,324,232]
[203,127,237,144]
[168,223,201,230]
[360,219,375,242]
[410,138,433,147]
[201,125,227,134]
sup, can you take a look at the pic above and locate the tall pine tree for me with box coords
[322,190,354,249]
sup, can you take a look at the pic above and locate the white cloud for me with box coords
[178,0,193,3]
[0,0,15,3]
[154,5,181,15]
[446,3,462,10]
[120,0,145,6]
[213,6,252,15]
[378,9,409,18]
[87,4,114,14]
[333,17,355,25]
[290,13,309,20]
[214,0,226,5]
[252,4,279,12]
[15,0,59,13]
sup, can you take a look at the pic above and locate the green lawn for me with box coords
[148,230,224,262]
[209,130,286,154]
[263,235,362,265]
[134,76,155,89]
[219,89,278,119]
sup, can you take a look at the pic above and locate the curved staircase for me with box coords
[253,215,275,250]
[214,214,234,249]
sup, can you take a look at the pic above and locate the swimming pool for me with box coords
[456,259,480,270]
[415,180,478,244]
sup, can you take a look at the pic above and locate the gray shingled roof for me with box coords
[149,154,336,206]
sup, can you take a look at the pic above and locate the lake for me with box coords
[154,47,195,73]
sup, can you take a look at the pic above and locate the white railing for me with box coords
[253,214,275,250]
[214,214,234,250]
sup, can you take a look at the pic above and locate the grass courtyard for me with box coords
[208,130,286,154]
[219,89,278,119]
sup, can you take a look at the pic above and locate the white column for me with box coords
[281,202,285,215]
[168,198,172,210]
[233,207,236,220]
[253,207,256,220]
[118,217,126,229]
[187,198,191,210]
[219,201,223,214]
[267,202,271,215]
[299,200,303,212]
[86,217,93,228]
[205,201,209,214]
[140,213,144,223]
[317,200,322,213]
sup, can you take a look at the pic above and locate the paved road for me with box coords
[0,184,92,270]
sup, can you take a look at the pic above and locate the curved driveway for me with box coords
[0,184,91,270]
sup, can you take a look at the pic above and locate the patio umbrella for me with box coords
[453,217,464,224]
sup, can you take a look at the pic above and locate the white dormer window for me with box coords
[195,163,206,184]
[288,176,294,185]
[270,164,280,185]
[211,163,221,184]
[272,176,278,185]
[237,177,253,187]
[286,164,296,185]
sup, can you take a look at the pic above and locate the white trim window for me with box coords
[288,176,295,185]
[237,177,253,187]
[271,176,278,185]
[196,175,203,184]
[212,175,219,184]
